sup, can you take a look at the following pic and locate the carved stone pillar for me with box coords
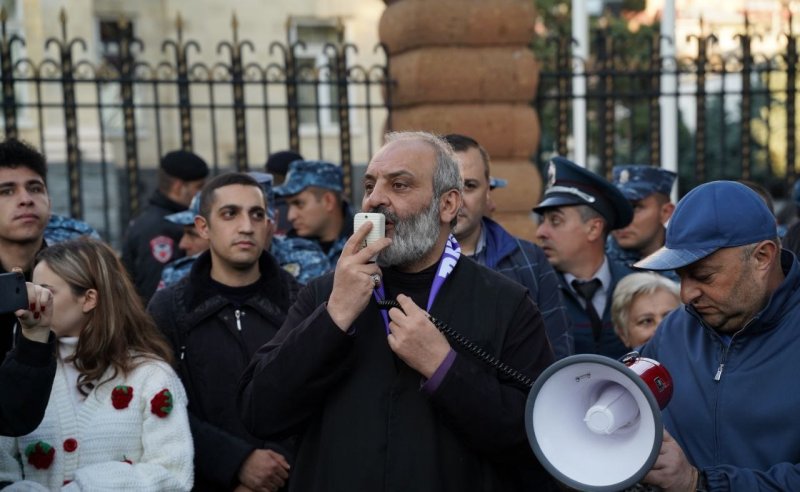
[379,0,542,240]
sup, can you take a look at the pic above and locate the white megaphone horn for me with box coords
[525,353,673,491]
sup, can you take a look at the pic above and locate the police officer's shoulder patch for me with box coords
[150,236,174,264]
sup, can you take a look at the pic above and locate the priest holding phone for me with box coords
[239,131,556,491]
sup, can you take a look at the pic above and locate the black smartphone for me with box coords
[0,271,28,314]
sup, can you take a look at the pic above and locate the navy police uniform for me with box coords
[608,164,679,282]
[274,160,353,267]
[122,150,209,303]
[534,157,635,358]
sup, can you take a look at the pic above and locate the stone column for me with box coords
[379,0,542,240]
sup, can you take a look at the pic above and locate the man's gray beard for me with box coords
[372,200,441,268]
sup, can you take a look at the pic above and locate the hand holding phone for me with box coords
[0,271,28,314]
[14,281,53,343]
[353,212,386,262]
[327,213,390,331]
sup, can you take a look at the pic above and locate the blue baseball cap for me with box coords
[533,156,633,230]
[635,181,778,271]
[165,192,201,226]
[613,165,677,201]
[273,160,343,197]
[489,176,507,190]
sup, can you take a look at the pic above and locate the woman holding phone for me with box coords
[0,275,55,437]
[0,238,193,490]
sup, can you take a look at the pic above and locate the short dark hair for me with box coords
[198,172,262,219]
[441,133,490,181]
[0,138,47,181]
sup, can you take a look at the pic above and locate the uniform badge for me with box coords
[282,262,301,278]
[547,162,557,189]
[150,236,174,264]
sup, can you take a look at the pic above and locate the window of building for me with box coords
[97,18,135,72]
[288,18,345,129]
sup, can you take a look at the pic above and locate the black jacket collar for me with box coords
[183,250,293,313]
[149,190,186,214]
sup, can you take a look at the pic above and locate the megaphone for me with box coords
[525,353,673,491]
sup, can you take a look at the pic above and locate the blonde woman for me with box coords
[611,272,680,349]
[0,238,193,491]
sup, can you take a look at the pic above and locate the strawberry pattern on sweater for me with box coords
[0,359,194,491]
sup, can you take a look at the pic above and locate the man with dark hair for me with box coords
[608,164,677,267]
[534,157,635,357]
[636,181,800,491]
[148,172,299,492]
[0,139,99,360]
[442,133,572,359]
[273,160,353,268]
[266,150,303,235]
[122,150,209,303]
[239,131,555,491]
[0,139,50,358]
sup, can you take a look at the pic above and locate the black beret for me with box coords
[160,150,209,181]
[266,150,304,176]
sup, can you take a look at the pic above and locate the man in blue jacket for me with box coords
[534,157,635,358]
[443,134,573,359]
[636,181,799,491]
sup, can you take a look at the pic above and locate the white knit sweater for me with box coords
[0,357,194,491]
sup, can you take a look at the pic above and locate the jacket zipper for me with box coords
[713,319,752,381]
[235,309,243,331]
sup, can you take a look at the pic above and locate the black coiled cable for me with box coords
[376,299,533,389]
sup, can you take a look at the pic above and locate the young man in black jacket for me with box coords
[148,172,299,492]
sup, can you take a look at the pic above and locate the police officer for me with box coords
[122,150,209,303]
[265,150,303,235]
[534,157,634,358]
[44,214,101,244]
[607,164,677,266]
[157,192,207,291]
[273,160,353,268]
[251,171,331,284]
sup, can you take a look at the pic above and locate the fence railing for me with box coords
[534,14,800,201]
[0,9,393,245]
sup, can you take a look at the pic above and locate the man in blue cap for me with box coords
[608,164,677,266]
[534,157,634,358]
[254,170,331,284]
[273,160,353,268]
[443,134,573,359]
[157,191,208,290]
[634,181,799,491]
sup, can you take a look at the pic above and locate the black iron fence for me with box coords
[0,10,393,245]
[534,15,800,202]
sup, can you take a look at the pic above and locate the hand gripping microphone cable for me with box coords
[376,299,533,389]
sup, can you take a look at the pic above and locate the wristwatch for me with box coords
[696,469,710,492]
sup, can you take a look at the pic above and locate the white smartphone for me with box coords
[353,212,386,261]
